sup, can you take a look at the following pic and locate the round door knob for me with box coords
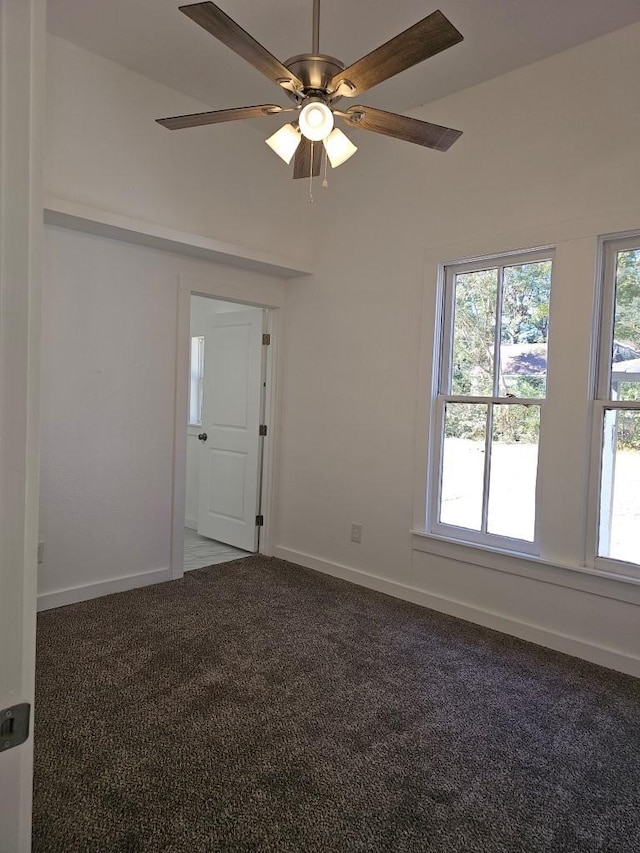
[198,432,208,442]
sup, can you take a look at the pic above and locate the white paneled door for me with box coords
[197,309,264,551]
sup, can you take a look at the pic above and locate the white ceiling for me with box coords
[48,0,640,114]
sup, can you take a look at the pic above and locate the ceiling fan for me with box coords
[157,1,464,181]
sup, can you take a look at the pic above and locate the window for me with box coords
[189,335,204,426]
[431,250,553,550]
[594,237,640,570]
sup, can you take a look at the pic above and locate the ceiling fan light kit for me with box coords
[298,99,334,141]
[323,128,358,168]
[265,123,302,163]
[157,0,464,190]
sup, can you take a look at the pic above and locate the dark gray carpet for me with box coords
[34,556,640,853]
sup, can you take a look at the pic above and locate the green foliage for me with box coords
[613,249,640,449]
[448,260,550,443]
[501,262,551,345]
[451,268,496,396]
[615,411,640,451]
[493,403,540,444]
[614,250,640,351]
[614,385,640,450]
[445,403,540,446]
[445,403,486,442]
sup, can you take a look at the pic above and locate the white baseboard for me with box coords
[37,566,173,611]
[185,518,198,530]
[272,546,640,678]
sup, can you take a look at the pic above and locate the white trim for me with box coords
[439,245,555,273]
[595,554,640,580]
[430,522,538,556]
[171,280,190,580]
[0,1,45,850]
[411,531,640,604]
[185,517,198,531]
[258,307,280,557]
[43,197,313,279]
[437,394,547,406]
[171,281,282,577]
[272,546,640,678]
[37,567,172,612]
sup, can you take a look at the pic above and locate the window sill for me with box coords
[411,530,640,606]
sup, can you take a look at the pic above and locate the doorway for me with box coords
[183,295,269,571]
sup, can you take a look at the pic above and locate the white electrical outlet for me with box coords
[350,523,362,544]
[37,541,45,564]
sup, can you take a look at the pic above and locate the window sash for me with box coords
[595,234,640,403]
[439,249,553,399]
[588,234,640,575]
[590,401,640,577]
[432,397,542,552]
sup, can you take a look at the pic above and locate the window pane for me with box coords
[487,405,540,541]
[598,409,640,564]
[451,269,497,396]
[611,248,640,399]
[499,260,551,398]
[189,336,204,426]
[440,403,487,530]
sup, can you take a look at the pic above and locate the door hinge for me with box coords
[0,703,30,752]
[256,515,264,526]
[262,333,271,346]
[259,424,268,436]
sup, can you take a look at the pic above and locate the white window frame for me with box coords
[586,233,640,579]
[428,248,554,555]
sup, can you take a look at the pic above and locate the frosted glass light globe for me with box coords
[323,128,358,168]
[265,123,301,164]
[299,101,334,142]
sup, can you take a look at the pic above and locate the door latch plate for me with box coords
[0,703,31,752]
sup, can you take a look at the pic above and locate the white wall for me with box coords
[185,296,257,529]
[39,32,300,608]
[273,22,640,675]
[44,35,325,265]
[38,226,285,608]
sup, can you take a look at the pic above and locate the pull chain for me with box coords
[322,147,329,188]
[309,141,314,203]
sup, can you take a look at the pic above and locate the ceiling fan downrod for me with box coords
[312,0,320,54]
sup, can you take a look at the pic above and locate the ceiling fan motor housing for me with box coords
[284,53,345,98]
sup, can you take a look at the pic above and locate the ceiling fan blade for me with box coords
[342,105,462,151]
[180,2,303,93]
[330,10,462,98]
[292,138,322,179]
[156,104,291,130]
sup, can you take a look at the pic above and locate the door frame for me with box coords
[170,277,282,579]
[0,1,45,850]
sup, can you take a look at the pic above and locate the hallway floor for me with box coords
[183,526,249,571]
